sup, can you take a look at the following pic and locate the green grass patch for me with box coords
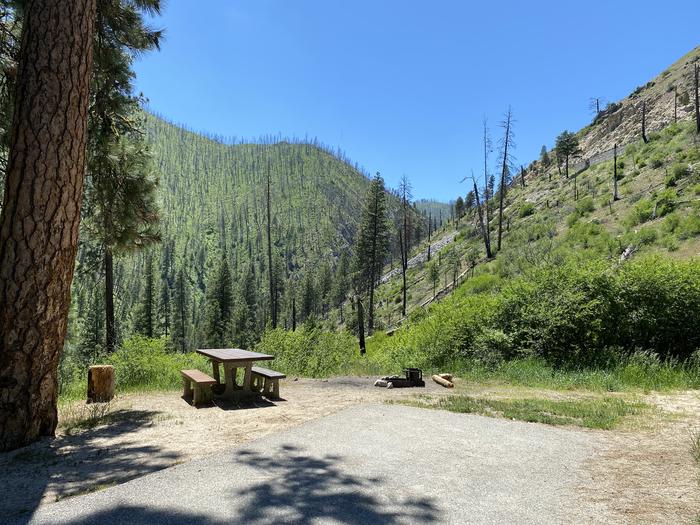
[414,394,647,429]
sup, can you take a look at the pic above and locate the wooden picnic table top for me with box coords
[196,348,274,363]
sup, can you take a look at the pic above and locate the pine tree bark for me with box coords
[398,229,407,318]
[356,296,365,355]
[0,0,97,451]
[104,247,116,352]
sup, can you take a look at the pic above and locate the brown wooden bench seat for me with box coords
[181,369,217,405]
[251,366,286,399]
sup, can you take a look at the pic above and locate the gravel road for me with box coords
[18,404,609,525]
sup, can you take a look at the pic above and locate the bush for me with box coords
[678,212,700,239]
[519,202,535,218]
[255,326,359,377]
[624,198,654,227]
[106,337,210,392]
[665,163,689,187]
[496,261,617,366]
[654,188,677,217]
[575,196,595,215]
[616,257,700,360]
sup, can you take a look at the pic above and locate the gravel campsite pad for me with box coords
[1,378,698,523]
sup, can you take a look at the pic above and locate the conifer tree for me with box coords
[159,279,171,337]
[233,263,258,348]
[330,251,351,322]
[555,130,581,181]
[171,267,190,352]
[133,254,156,337]
[353,173,389,333]
[77,286,105,365]
[83,0,162,352]
[454,196,465,227]
[299,267,318,322]
[202,253,233,347]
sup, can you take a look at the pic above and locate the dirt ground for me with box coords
[1,377,699,523]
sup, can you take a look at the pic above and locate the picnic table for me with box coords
[196,348,274,400]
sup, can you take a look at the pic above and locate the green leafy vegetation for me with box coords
[408,395,647,429]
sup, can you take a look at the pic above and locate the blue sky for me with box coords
[134,0,699,202]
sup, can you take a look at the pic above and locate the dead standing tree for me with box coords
[496,107,515,252]
[695,63,700,134]
[0,0,97,451]
[480,120,493,257]
[613,143,620,201]
[397,175,412,318]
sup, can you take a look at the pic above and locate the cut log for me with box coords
[374,379,389,387]
[432,374,454,388]
[438,373,453,381]
[87,365,115,403]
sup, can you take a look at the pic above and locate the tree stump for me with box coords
[87,365,115,403]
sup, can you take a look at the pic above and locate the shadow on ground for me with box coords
[229,444,439,524]
[211,396,279,411]
[2,409,180,523]
[34,443,439,525]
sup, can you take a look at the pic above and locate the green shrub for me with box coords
[566,212,580,227]
[650,155,664,169]
[496,261,617,366]
[519,202,535,218]
[106,337,210,392]
[665,163,689,187]
[616,257,700,360]
[678,212,700,239]
[624,198,654,227]
[255,326,360,377]
[654,188,677,217]
[575,196,595,215]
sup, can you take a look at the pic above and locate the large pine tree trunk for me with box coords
[0,0,96,452]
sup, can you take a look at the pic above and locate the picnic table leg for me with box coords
[243,361,253,392]
[211,361,220,384]
[223,363,236,397]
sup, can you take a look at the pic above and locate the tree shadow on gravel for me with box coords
[2,409,181,524]
[231,444,439,524]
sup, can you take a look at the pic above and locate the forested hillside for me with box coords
[68,114,431,361]
[367,46,700,330]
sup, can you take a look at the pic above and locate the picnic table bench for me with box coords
[181,369,217,405]
[251,366,286,399]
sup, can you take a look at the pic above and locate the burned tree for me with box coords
[695,63,700,134]
[613,143,620,202]
[496,107,515,252]
[642,101,648,143]
[397,175,412,318]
